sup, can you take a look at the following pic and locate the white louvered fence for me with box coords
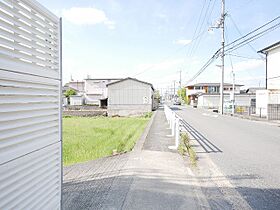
[0,0,62,209]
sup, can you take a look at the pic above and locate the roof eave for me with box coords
[107,77,154,89]
[258,41,280,54]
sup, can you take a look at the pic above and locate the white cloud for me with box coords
[174,39,192,45]
[62,7,115,29]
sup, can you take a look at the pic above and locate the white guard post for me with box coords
[164,105,181,150]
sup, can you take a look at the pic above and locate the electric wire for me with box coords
[226,53,264,60]
[229,14,263,59]
[186,15,280,85]
[186,0,207,57]
[224,15,280,48]
[224,22,280,53]
[189,0,212,57]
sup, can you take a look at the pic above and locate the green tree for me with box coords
[154,90,160,103]
[177,88,188,104]
[64,89,77,98]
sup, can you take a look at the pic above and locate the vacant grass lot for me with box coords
[63,116,150,166]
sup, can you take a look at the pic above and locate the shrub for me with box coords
[179,132,197,166]
[143,112,152,118]
[64,89,77,98]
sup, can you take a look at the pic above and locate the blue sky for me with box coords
[38,0,280,90]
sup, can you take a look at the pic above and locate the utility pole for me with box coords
[232,71,235,115]
[211,1,226,114]
[220,0,225,114]
[173,80,176,98]
[179,70,182,89]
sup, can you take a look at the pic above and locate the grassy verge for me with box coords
[63,115,150,166]
[178,132,197,166]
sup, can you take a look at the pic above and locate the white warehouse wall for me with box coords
[267,46,280,90]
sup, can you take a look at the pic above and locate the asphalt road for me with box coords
[175,105,280,210]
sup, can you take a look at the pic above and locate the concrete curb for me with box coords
[133,110,157,152]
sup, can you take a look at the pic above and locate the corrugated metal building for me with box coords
[107,77,154,116]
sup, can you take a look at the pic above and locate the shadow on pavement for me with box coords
[170,106,182,111]
[63,170,280,210]
[180,119,222,153]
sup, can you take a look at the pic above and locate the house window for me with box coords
[208,86,215,93]
[215,87,219,92]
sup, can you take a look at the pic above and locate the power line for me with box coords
[228,14,263,59]
[188,0,212,57]
[184,0,217,81]
[224,15,280,48]
[209,0,218,22]
[226,53,264,60]
[225,24,258,83]
[267,75,280,80]
[185,48,220,84]
[186,15,280,85]
[132,1,214,78]
[187,0,207,57]
[224,24,234,71]
[189,0,219,57]
[224,22,280,53]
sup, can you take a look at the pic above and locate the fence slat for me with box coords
[0,0,61,209]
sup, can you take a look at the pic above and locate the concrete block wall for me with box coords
[107,104,152,116]
[267,104,280,120]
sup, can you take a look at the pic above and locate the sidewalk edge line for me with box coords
[133,110,157,152]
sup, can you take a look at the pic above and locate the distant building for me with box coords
[242,87,266,94]
[84,78,121,105]
[197,93,255,110]
[185,83,243,106]
[63,81,85,106]
[64,81,85,94]
[69,95,84,106]
[257,41,280,120]
[107,77,155,116]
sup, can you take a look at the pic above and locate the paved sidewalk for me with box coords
[63,108,208,209]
